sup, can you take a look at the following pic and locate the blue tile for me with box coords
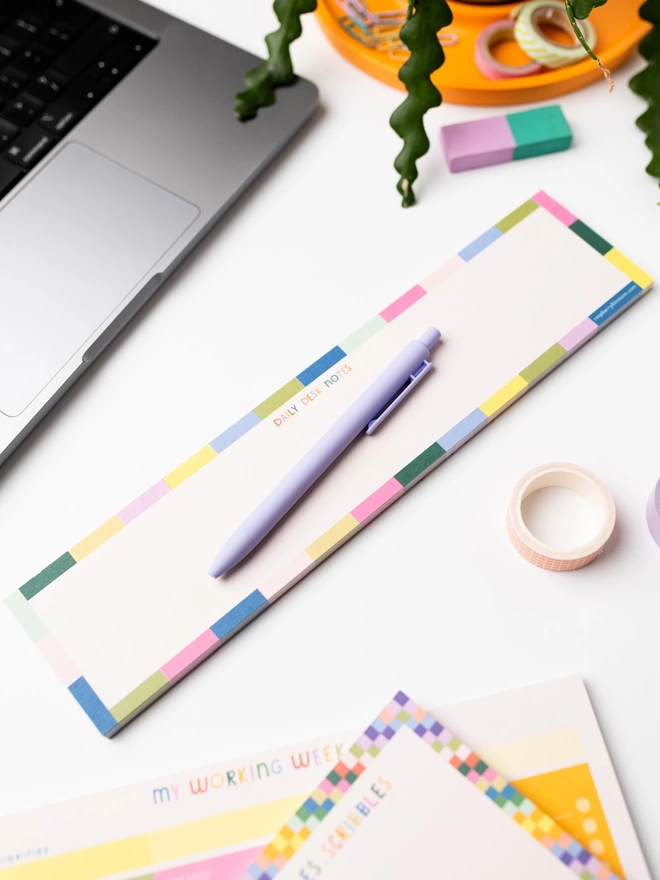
[296,346,346,387]
[210,590,268,640]
[589,281,642,326]
[458,227,503,262]
[69,677,116,736]
[209,411,261,454]
[438,409,488,452]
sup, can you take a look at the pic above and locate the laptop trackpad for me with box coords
[0,143,199,417]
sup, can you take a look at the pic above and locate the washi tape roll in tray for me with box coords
[512,0,597,70]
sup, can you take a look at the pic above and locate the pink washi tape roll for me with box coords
[647,479,660,548]
[506,463,616,572]
[475,20,543,80]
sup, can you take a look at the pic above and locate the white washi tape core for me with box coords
[507,463,616,571]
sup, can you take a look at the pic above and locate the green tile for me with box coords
[253,378,304,421]
[339,315,387,354]
[519,343,567,384]
[394,443,445,487]
[507,105,572,161]
[110,671,168,723]
[431,740,444,753]
[327,770,340,785]
[349,743,363,758]
[495,793,507,807]
[5,591,48,642]
[19,552,76,600]
[458,763,470,776]
[570,220,613,256]
[314,807,327,820]
[475,760,488,775]
[511,790,524,806]
[368,745,380,757]
[397,710,410,722]
[345,770,357,783]
[448,737,461,751]
[297,806,311,821]
[496,199,539,233]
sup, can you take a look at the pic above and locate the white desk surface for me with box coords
[1,1,658,874]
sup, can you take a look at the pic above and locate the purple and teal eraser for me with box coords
[440,105,572,173]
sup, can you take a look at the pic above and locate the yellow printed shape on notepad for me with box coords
[480,375,528,418]
[513,763,624,878]
[605,249,653,290]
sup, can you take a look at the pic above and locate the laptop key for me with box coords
[0,156,25,197]
[25,67,69,101]
[64,76,109,110]
[52,19,122,77]
[14,43,54,74]
[0,68,29,100]
[0,118,20,147]
[0,35,21,62]
[38,99,79,134]
[3,125,54,168]
[2,93,45,126]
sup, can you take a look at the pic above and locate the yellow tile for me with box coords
[164,445,216,489]
[538,814,554,834]
[306,514,359,561]
[70,516,123,562]
[150,794,303,862]
[1,834,151,880]
[491,774,507,793]
[479,375,528,418]
[605,248,653,289]
[522,817,537,834]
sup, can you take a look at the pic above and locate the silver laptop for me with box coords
[0,0,318,466]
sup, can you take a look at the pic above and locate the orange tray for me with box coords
[316,0,648,105]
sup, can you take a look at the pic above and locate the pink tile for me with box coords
[484,767,497,782]
[37,634,80,686]
[154,848,262,880]
[319,777,334,793]
[380,284,427,323]
[533,191,578,226]
[117,479,170,525]
[259,552,313,601]
[559,318,598,351]
[338,779,351,792]
[467,770,480,783]
[351,477,404,524]
[420,255,466,291]
[161,630,219,681]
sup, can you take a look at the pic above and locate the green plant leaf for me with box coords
[568,0,608,20]
[565,0,613,88]
[235,0,317,120]
[389,0,453,207]
[630,1,660,188]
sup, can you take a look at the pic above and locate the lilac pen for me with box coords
[208,328,442,577]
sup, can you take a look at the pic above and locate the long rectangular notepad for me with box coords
[0,679,650,879]
[6,193,654,735]
[245,693,622,880]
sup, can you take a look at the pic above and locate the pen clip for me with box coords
[366,360,433,435]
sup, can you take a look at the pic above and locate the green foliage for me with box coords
[389,0,452,207]
[630,1,660,186]
[564,0,613,87]
[235,0,317,120]
[568,0,608,20]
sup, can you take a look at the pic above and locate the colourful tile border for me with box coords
[245,693,620,880]
[7,192,653,736]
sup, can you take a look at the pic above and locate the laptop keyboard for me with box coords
[0,0,157,200]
